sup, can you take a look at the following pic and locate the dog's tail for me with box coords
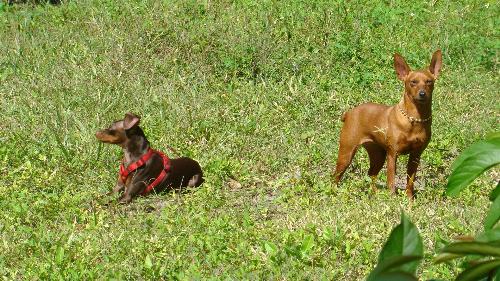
[341,112,347,122]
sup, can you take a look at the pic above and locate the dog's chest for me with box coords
[396,129,430,153]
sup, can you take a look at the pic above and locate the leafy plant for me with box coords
[368,133,500,280]
[446,135,499,192]
[366,212,423,281]
[436,132,500,280]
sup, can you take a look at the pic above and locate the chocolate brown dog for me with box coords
[334,50,442,198]
[96,113,204,203]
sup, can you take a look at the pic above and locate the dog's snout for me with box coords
[418,90,426,97]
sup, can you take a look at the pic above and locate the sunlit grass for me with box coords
[0,0,497,279]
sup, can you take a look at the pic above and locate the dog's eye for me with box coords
[410,80,418,86]
[425,80,433,85]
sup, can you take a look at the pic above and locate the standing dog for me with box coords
[96,113,204,203]
[334,50,442,198]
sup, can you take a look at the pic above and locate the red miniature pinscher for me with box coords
[334,50,442,198]
[96,113,204,203]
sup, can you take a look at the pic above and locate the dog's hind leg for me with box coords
[364,142,386,192]
[334,139,359,184]
[188,174,204,187]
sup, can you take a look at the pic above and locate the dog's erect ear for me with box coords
[429,49,442,79]
[394,53,410,81]
[123,113,140,130]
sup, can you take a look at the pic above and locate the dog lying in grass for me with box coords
[96,113,204,203]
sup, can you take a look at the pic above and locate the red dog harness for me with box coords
[119,148,171,195]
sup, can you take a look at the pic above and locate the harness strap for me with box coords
[141,150,171,195]
[119,148,155,182]
[119,148,171,195]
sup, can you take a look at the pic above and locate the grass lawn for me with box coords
[0,0,498,279]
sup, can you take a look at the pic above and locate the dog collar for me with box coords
[398,105,431,123]
[119,148,171,195]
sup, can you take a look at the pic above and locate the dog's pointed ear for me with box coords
[394,53,410,81]
[123,113,140,130]
[429,49,442,79]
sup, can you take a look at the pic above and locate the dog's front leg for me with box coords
[406,151,422,199]
[386,152,398,194]
[108,174,125,195]
[118,181,146,204]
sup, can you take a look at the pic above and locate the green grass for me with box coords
[0,0,498,279]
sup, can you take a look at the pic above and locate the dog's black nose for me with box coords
[418,90,426,97]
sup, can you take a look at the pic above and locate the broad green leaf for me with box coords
[434,253,464,264]
[490,182,500,201]
[377,213,423,274]
[367,255,422,281]
[441,241,500,257]
[369,271,418,281]
[450,135,500,172]
[476,228,500,244]
[300,234,314,255]
[446,137,500,196]
[55,246,65,265]
[144,255,153,269]
[264,241,277,255]
[456,259,500,281]
[493,267,500,281]
[486,132,500,141]
[485,195,500,230]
